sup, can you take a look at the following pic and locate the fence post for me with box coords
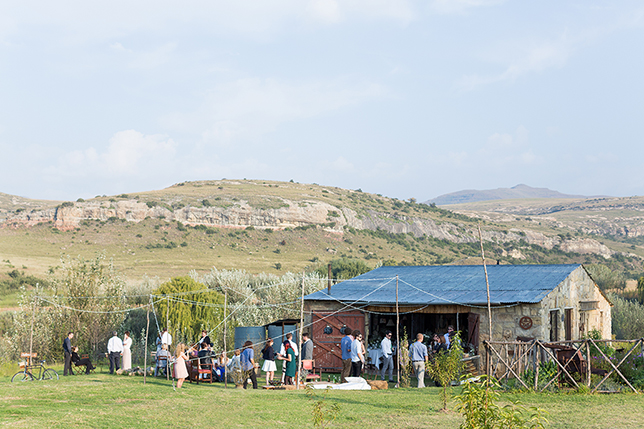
[586,339,591,388]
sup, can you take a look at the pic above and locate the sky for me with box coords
[1,1,643,202]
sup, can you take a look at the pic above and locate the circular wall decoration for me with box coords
[519,316,533,330]
[323,325,333,335]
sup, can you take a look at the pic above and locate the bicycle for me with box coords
[11,360,59,382]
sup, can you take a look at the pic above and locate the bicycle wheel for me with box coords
[42,369,59,381]
[11,371,33,382]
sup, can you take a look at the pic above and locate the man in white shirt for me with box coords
[107,331,124,374]
[380,330,394,382]
[350,330,365,377]
[161,328,172,348]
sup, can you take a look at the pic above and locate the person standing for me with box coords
[301,333,313,361]
[409,333,429,388]
[161,328,172,348]
[444,325,454,348]
[122,331,133,371]
[279,332,298,382]
[340,327,353,383]
[278,341,297,385]
[380,330,394,383]
[350,330,365,377]
[240,340,258,389]
[63,332,74,376]
[107,331,124,374]
[174,343,191,389]
[262,339,277,385]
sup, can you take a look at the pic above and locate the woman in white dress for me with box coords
[122,331,133,370]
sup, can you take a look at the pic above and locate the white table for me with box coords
[367,348,383,369]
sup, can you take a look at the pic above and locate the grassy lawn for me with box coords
[1,366,643,428]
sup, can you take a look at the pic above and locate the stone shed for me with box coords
[303,264,611,371]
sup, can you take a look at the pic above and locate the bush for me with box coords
[608,293,644,339]
[425,334,464,410]
[315,258,372,280]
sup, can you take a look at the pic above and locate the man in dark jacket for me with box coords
[63,332,74,376]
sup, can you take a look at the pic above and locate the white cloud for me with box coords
[459,36,571,90]
[429,0,505,15]
[49,130,176,179]
[164,77,386,146]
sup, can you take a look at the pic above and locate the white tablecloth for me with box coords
[367,348,383,369]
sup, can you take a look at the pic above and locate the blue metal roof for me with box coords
[304,264,582,306]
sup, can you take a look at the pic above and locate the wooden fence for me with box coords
[483,338,643,393]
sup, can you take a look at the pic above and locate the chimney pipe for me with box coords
[327,263,332,295]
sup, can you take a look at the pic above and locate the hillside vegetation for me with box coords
[0,179,642,293]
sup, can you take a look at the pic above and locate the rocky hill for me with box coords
[428,184,595,205]
[0,180,641,282]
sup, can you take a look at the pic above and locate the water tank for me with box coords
[234,326,266,350]
[267,324,298,347]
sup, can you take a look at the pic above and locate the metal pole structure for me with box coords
[223,288,228,389]
[395,275,400,387]
[297,273,305,390]
[478,223,493,342]
[144,297,150,385]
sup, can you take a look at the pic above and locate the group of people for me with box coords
[407,325,459,388]
[62,330,133,376]
[169,330,314,389]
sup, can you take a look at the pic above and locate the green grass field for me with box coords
[2,365,643,428]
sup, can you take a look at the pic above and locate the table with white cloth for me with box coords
[367,348,383,369]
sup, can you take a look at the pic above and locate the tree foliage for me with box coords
[315,258,372,281]
[585,264,625,291]
[153,276,225,346]
[608,293,644,340]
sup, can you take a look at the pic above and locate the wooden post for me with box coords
[29,296,36,367]
[144,297,150,385]
[586,339,591,387]
[297,273,305,389]
[478,223,493,342]
[224,288,228,389]
[395,274,400,387]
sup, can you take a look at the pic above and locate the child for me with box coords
[262,339,276,385]
[174,343,192,388]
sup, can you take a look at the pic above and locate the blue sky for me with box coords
[1,1,643,201]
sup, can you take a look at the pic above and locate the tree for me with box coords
[153,276,225,346]
[638,276,644,304]
[585,264,625,291]
[52,255,127,355]
[315,258,372,281]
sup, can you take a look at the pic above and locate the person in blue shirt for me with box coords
[409,333,429,388]
[340,327,353,383]
[444,325,454,348]
[240,340,257,389]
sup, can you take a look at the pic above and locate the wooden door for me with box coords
[550,310,559,342]
[311,311,365,372]
[565,309,573,341]
[467,313,480,354]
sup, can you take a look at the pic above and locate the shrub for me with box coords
[456,376,548,428]
[608,293,644,339]
[425,334,464,410]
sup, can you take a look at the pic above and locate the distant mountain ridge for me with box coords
[427,184,596,205]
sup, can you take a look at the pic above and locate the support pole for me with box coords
[224,288,228,389]
[395,274,400,387]
[297,273,305,389]
[144,297,150,385]
[166,296,170,381]
[29,295,36,367]
[478,223,493,342]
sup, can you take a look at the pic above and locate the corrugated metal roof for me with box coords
[304,264,582,306]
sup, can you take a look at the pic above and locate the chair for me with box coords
[155,355,168,377]
[302,359,321,382]
[196,356,213,384]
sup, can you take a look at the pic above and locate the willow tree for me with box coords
[153,276,225,346]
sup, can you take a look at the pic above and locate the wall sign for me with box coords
[519,316,533,330]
